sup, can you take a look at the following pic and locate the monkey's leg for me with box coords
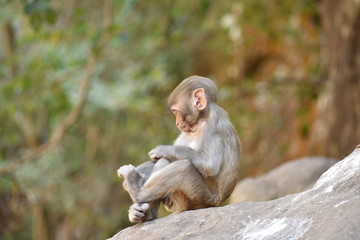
[124,159,216,206]
[118,159,170,195]
[133,159,170,222]
[119,159,169,222]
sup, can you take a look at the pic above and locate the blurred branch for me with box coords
[2,21,17,77]
[2,21,16,56]
[13,112,38,148]
[0,55,97,175]
[0,0,114,175]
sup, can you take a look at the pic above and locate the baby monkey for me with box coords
[118,76,241,222]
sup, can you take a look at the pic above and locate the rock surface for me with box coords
[109,147,360,240]
[230,157,337,203]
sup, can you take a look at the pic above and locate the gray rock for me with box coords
[230,157,337,203]
[109,147,360,240]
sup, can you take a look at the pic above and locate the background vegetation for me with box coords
[0,0,359,239]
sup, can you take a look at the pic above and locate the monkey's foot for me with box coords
[129,203,150,223]
[117,164,136,178]
[117,165,142,201]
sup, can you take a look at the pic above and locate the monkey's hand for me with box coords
[148,145,174,161]
[128,203,150,223]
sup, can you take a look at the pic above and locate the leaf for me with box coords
[23,0,58,29]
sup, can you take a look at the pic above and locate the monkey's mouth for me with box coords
[178,123,197,133]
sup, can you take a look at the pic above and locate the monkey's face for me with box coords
[171,107,198,133]
[169,87,208,133]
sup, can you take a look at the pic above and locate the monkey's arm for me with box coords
[148,139,222,177]
[149,145,196,162]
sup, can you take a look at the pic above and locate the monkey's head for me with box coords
[168,76,217,133]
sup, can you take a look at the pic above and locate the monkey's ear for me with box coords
[192,88,207,111]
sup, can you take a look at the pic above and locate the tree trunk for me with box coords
[310,0,360,159]
[31,203,49,240]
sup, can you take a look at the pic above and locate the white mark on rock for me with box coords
[291,192,306,202]
[334,200,349,208]
[238,218,313,240]
[323,185,334,193]
[242,218,286,239]
[334,196,360,208]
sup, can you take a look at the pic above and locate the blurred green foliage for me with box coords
[0,0,325,239]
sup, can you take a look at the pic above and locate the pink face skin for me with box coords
[171,107,198,133]
[172,109,190,132]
